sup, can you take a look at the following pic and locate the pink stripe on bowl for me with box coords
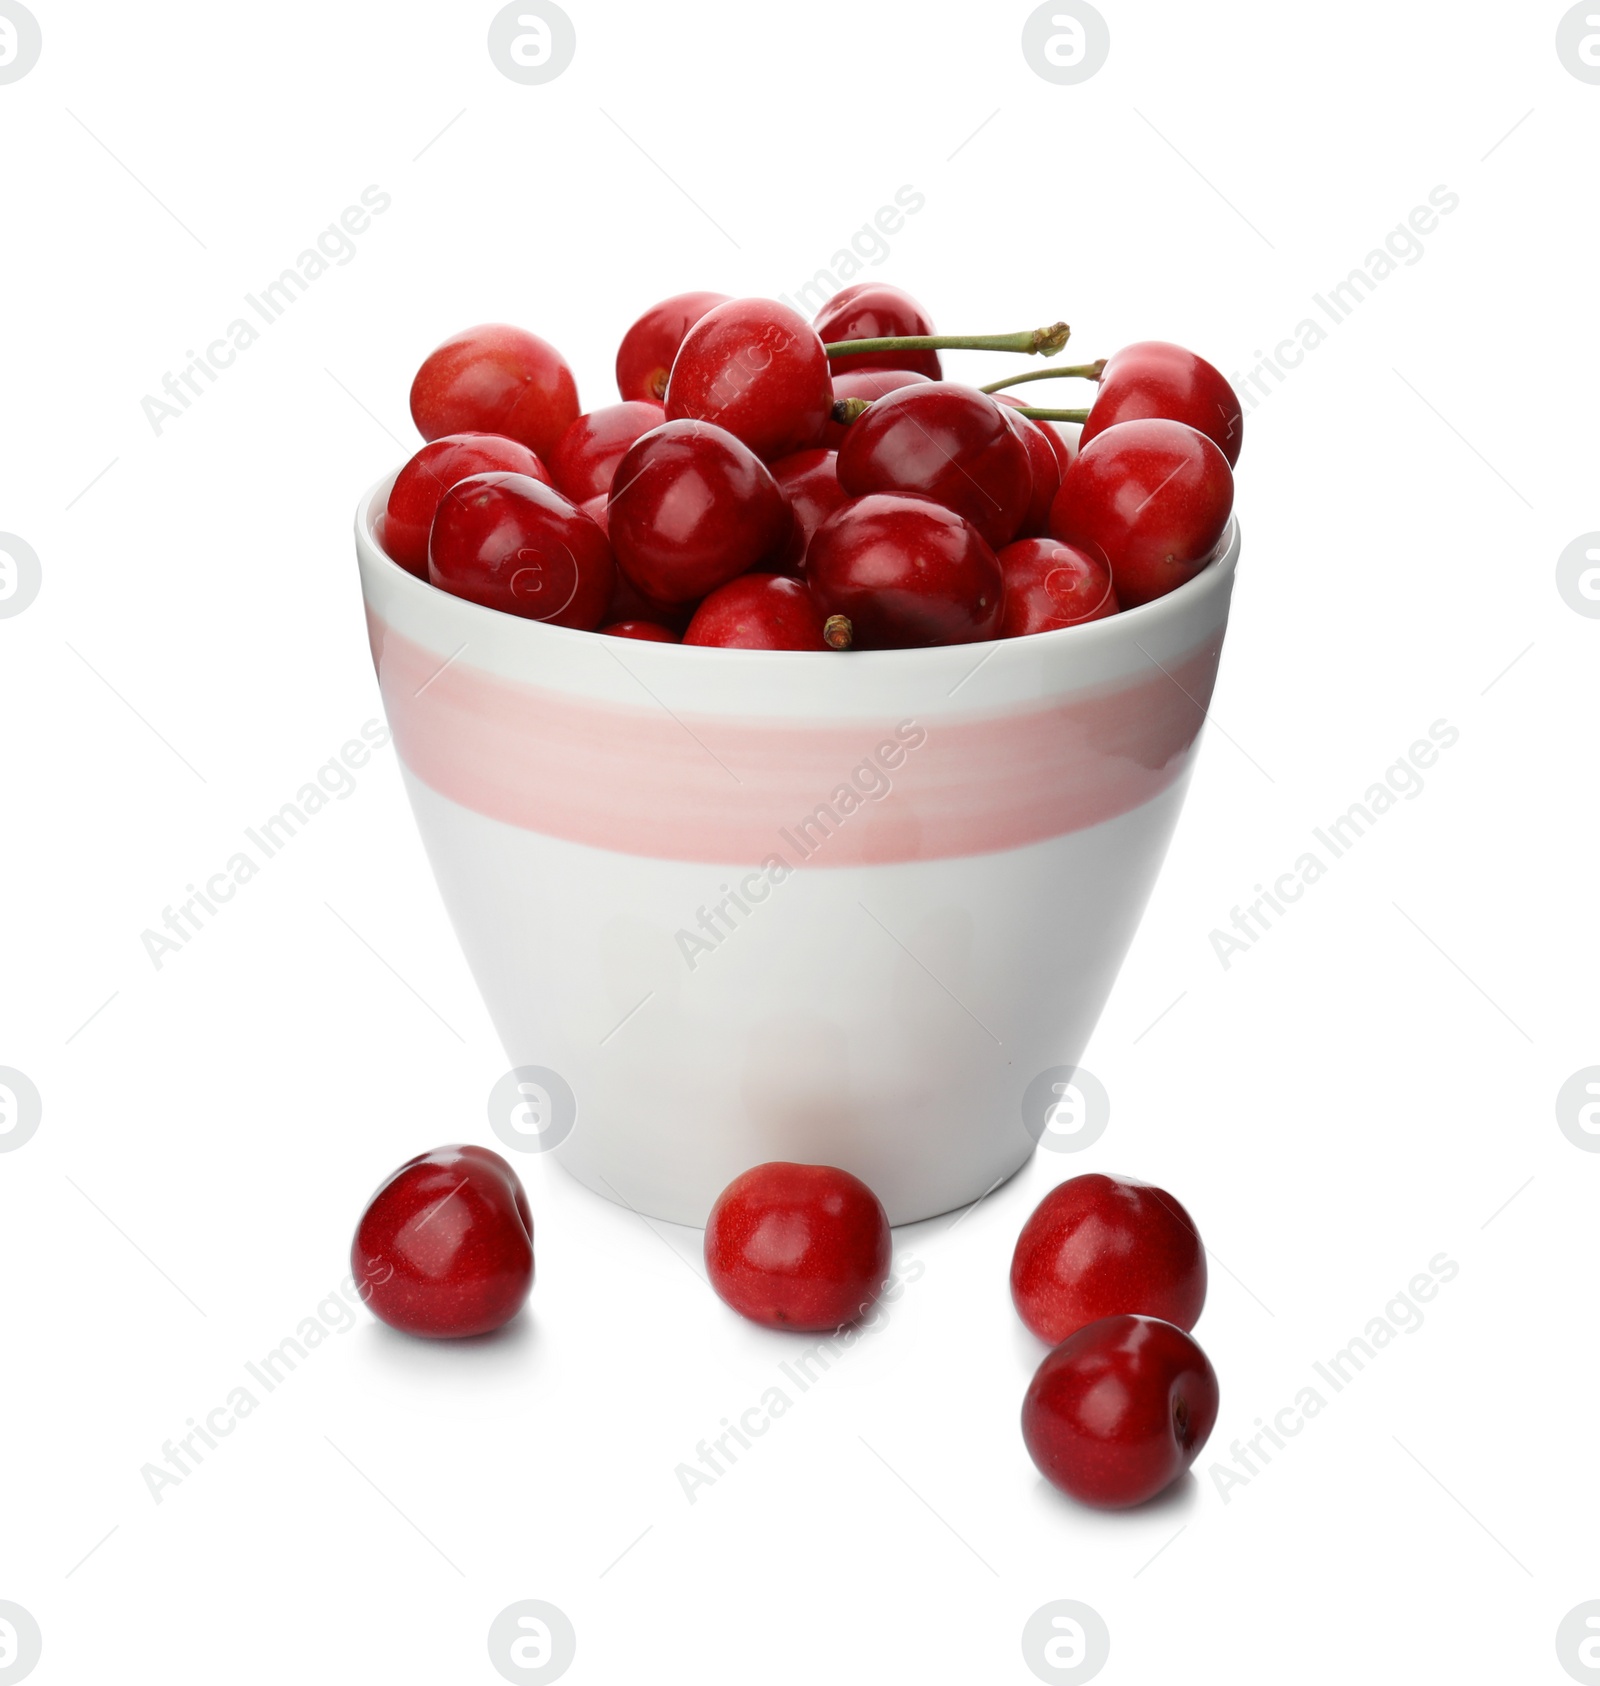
[368,609,1223,865]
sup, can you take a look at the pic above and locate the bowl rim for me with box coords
[354,470,1240,673]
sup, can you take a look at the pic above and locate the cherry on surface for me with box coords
[549,400,664,503]
[1080,341,1244,468]
[684,573,831,650]
[429,471,613,630]
[1010,1172,1206,1344]
[704,1162,892,1331]
[813,283,943,378]
[837,382,1033,549]
[807,493,1004,649]
[384,434,551,577]
[665,298,832,461]
[351,1145,534,1339]
[1021,1315,1219,1508]
[615,290,732,402]
[1049,418,1233,608]
[410,324,580,459]
[607,419,791,604]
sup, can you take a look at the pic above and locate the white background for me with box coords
[2,2,1596,1682]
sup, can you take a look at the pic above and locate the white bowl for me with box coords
[354,475,1240,1225]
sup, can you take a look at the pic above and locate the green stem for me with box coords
[824,320,1071,360]
[981,360,1105,394]
[1015,407,1091,423]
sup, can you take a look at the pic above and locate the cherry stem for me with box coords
[980,360,1105,394]
[822,614,854,650]
[831,396,873,425]
[1015,407,1091,423]
[823,321,1071,360]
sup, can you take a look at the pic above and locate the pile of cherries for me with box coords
[353,1148,1217,1511]
[383,284,1243,651]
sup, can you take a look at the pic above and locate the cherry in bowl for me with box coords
[1049,418,1233,608]
[607,419,791,604]
[429,471,614,630]
[410,324,580,460]
[384,433,551,578]
[615,289,731,403]
[352,1145,534,1338]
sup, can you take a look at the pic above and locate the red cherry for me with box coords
[580,492,610,537]
[384,434,551,578]
[1049,419,1233,608]
[836,383,1032,549]
[768,449,847,570]
[1010,1173,1206,1345]
[813,282,942,378]
[1022,1315,1219,1508]
[1080,341,1244,468]
[665,298,831,461]
[409,324,580,460]
[704,1162,892,1331]
[994,400,1062,536]
[601,619,679,642]
[998,538,1119,637]
[615,290,732,402]
[351,1145,534,1339]
[429,472,613,630]
[821,368,932,448]
[807,494,1003,649]
[599,546,695,634]
[607,419,790,604]
[684,574,830,650]
[548,401,664,503]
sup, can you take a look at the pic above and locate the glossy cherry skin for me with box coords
[769,449,847,570]
[601,619,679,642]
[821,368,932,449]
[1081,341,1244,468]
[615,290,731,402]
[998,539,1119,638]
[813,282,942,378]
[1022,1316,1219,1508]
[608,419,791,604]
[994,399,1063,536]
[665,298,832,461]
[429,472,613,629]
[410,324,580,460]
[1049,419,1233,609]
[685,574,830,650]
[549,400,664,503]
[1010,1173,1206,1345]
[807,494,1003,649]
[837,383,1033,549]
[384,434,551,578]
[351,1145,534,1338]
[704,1162,892,1331]
[599,546,696,634]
